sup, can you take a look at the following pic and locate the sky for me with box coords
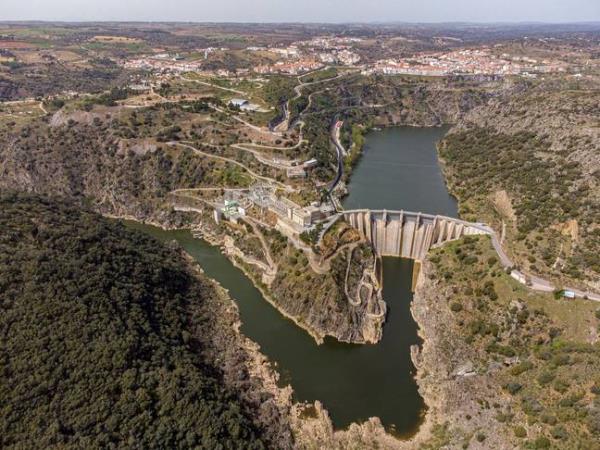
[1,0,599,23]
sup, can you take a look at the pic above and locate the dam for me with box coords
[342,209,490,261]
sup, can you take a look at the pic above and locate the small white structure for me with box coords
[510,270,527,284]
[229,98,250,108]
[303,158,318,169]
[229,98,261,112]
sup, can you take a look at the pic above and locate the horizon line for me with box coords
[1,20,600,26]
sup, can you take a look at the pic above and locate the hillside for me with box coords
[0,193,292,449]
[412,236,600,449]
[439,78,600,291]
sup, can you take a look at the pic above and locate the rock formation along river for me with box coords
[127,125,457,436]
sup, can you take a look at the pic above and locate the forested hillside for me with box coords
[0,193,291,449]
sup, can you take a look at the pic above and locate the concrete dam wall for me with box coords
[342,210,490,261]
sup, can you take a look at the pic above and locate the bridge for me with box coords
[341,209,491,261]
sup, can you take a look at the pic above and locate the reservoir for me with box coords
[344,126,456,216]
[127,126,457,435]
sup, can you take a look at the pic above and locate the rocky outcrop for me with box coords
[263,239,385,345]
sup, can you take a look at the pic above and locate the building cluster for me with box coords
[246,44,314,73]
[247,37,361,74]
[246,45,301,58]
[318,49,360,65]
[200,47,227,59]
[298,37,361,65]
[122,39,570,80]
[215,185,331,235]
[254,59,323,75]
[214,199,247,224]
[266,196,325,230]
[364,49,567,77]
[296,36,363,49]
[123,54,204,73]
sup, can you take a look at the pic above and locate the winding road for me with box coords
[161,69,600,303]
[274,68,350,132]
[328,115,345,195]
[167,141,293,191]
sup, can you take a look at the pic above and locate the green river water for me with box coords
[126,125,457,435]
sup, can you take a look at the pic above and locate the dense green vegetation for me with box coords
[442,129,586,233]
[0,116,263,218]
[82,87,130,110]
[0,193,269,449]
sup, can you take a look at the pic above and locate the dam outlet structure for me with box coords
[342,209,490,261]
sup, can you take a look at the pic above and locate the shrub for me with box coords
[541,414,557,425]
[514,426,527,438]
[551,353,570,367]
[521,396,543,416]
[510,361,534,376]
[550,425,568,440]
[464,255,478,265]
[548,327,561,339]
[553,379,570,393]
[450,302,463,312]
[537,372,555,385]
[504,382,523,395]
[532,436,551,449]
[516,309,530,324]
[487,343,516,357]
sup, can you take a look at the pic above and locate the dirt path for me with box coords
[168,141,293,191]
[210,104,282,137]
[183,76,250,97]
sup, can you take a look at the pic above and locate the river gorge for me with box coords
[128,125,457,436]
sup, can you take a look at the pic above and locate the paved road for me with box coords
[328,115,345,195]
[487,224,600,301]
